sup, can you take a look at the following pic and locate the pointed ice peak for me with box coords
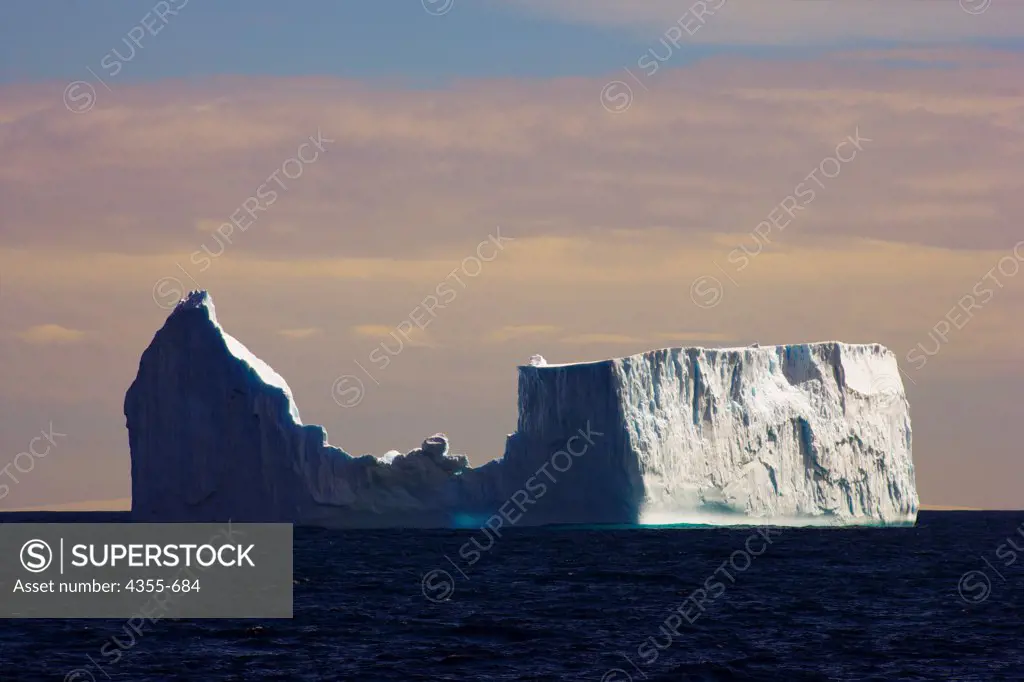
[169,290,219,325]
[174,289,211,312]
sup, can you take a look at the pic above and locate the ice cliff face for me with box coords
[508,345,917,526]
[126,291,916,526]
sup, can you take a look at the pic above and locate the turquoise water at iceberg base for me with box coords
[1,510,1022,681]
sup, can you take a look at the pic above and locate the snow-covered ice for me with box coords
[508,345,917,526]
[125,291,917,527]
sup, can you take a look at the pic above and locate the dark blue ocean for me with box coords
[1,510,1023,681]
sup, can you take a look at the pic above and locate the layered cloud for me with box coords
[2,49,1022,263]
[1,46,1022,509]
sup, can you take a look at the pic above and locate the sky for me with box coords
[1,0,1023,511]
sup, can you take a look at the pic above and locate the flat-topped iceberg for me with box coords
[126,291,916,526]
[508,344,917,526]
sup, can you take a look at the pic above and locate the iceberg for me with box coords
[506,345,917,526]
[126,291,917,527]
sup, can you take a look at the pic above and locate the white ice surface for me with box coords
[509,343,917,526]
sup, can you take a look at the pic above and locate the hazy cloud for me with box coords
[16,324,87,344]
[502,0,1024,45]
[487,325,561,342]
